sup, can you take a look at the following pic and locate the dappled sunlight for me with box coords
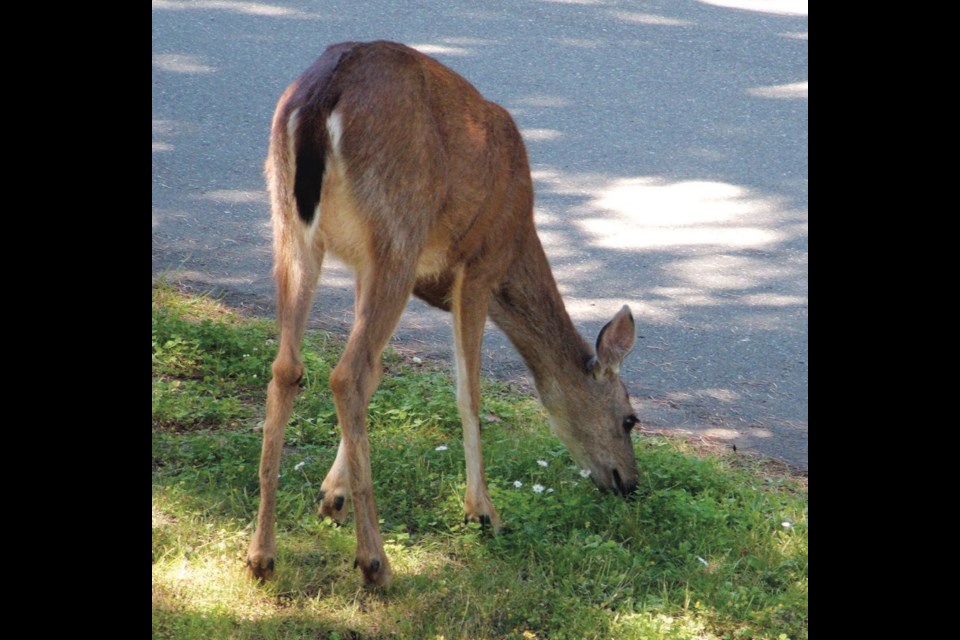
[195,190,268,204]
[672,254,783,290]
[382,539,463,579]
[530,169,805,327]
[153,119,176,135]
[152,209,188,230]
[701,388,742,402]
[697,0,807,16]
[153,53,217,74]
[154,555,276,621]
[535,229,587,259]
[408,37,497,59]
[521,127,564,141]
[160,269,266,288]
[152,0,319,18]
[566,296,677,324]
[152,118,189,151]
[409,43,472,57]
[435,36,499,47]
[557,38,601,48]
[612,11,694,27]
[741,292,805,306]
[513,95,573,108]
[576,177,784,250]
[748,80,807,99]
[648,286,725,307]
[595,179,757,225]
[613,611,715,638]
[664,388,741,406]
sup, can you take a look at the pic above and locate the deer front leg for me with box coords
[452,269,501,532]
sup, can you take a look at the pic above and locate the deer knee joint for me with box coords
[272,358,304,388]
[328,364,356,398]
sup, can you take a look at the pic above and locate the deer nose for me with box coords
[611,468,637,499]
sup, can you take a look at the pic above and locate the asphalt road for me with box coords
[152,0,808,472]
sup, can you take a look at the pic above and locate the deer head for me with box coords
[539,305,639,496]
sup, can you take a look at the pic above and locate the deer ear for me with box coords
[593,305,636,376]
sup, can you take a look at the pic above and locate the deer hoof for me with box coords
[354,555,392,587]
[245,553,275,582]
[464,509,501,533]
[318,489,351,524]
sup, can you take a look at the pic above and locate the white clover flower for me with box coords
[293,461,306,471]
[513,480,523,488]
[537,460,548,467]
[532,484,545,493]
[435,445,448,451]
[579,468,591,478]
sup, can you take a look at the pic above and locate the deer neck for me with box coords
[488,239,593,412]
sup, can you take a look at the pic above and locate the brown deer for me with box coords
[247,40,639,587]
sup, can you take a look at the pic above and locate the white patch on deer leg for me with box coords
[319,436,352,521]
[328,437,350,487]
[456,341,484,498]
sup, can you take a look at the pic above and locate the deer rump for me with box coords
[274,39,533,307]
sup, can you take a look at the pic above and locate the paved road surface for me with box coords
[152,0,808,472]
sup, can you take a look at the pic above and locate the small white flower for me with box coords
[537,460,548,467]
[293,461,306,471]
[513,480,523,488]
[579,468,591,478]
[412,356,423,364]
[697,556,708,567]
[532,484,545,493]
[781,521,792,528]
[435,445,448,451]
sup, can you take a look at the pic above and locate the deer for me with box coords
[246,40,640,588]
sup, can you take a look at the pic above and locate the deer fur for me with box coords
[247,40,639,587]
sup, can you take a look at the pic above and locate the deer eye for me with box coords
[622,415,638,432]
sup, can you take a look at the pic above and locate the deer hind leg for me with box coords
[318,437,351,524]
[246,229,323,581]
[452,268,501,532]
[317,277,365,525]
[328,261,417,587]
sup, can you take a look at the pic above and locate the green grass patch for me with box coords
[152,280,808,639]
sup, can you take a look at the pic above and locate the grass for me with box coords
[152,280,808,640]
